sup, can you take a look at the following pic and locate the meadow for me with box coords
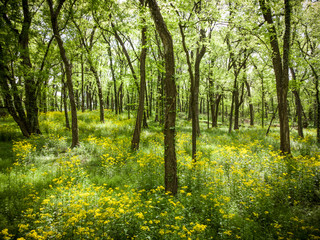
[0,110,319,240]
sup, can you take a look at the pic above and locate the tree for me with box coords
[174,1,212,160]
[131,0,148,150]
[47,0,79,148]
[259,0,292,154]
[147,0,178,195]
[0,0,43,137]
[73,19,105,122]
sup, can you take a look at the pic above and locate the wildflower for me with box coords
[193,223,207,232]
[135,212,144,219]
[141,226,150,231]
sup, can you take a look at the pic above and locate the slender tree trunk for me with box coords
[107,42,118,115]
[316,77,320,143]
[290,68,304,138]
[213,95,222,127]
[48,0,79,148]
[61,65,70,129]
[118,82,123,113]
[132,1,147,150]
[89,64,104,122]
[149,78,153,117]
[234,82,240,130]
[148,0,178,195]
[81,54,85,112]
[229,91,235,133]
[127,89,130,119]
[245,80,254,126]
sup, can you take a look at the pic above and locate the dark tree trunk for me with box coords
[213,94,221,127]
[0,45,30,137]
[1,0,41,136]
[131,0,147,150]
[259,0,291,154]
[90,64,104,122]
[234,82,244,130]
[229,91,235,133]
[127,89,130,119]
[61,65,70,129]
[107,41,118,114]
[155,69,161,122]
[48,0,79,148]
[42,80,48,113]
[86,85,90,111]
[81,54,85,112]
[118,82,124,113]
[290,68,304,138]
[20,0,41,135]
[148,0,178,195]
[292,90,304,138]
[234,83,239,130]
[149,78,153,117]
[245,80,254,126]
[317,79,320,144]
[179,23,206,160]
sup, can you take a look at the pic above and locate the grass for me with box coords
[0,110,319,240]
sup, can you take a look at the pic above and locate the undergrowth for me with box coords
[0,110,319,239]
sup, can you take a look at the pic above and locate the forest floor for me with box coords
[0,110,320,240]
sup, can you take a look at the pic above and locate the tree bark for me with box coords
[90,64,104,122]
[213,94,222,127]
[0,0,41,136]
[131,0,147,150]
[61,65,70,129]
[290,68,304,138]
[20,0,41,135]
[259,0,291,154]
[81,54,85,112]
[0,45,30,137]
[148,0,178,195]
[245,80,254,126]
[47,0,79,148]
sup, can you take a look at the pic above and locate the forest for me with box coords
[0,0,320,239]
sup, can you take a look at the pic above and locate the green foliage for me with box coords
[0,111,320,239]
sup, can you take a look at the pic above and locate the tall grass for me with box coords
[0,110,319,239]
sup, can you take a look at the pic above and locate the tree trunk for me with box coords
[290,68,304,138]
[61,65,70,129]
[0,46,30,137]
[118,82,124,113]
[81,54,85,112]
[131,0,148,150]
[89,63,104,122]
[107,42,118,115]
[213,94,221,127]
[234,82,240,130]
[259,0,291,154]
[179,23,206,160]
[48,0,79,148]
[229,91,235,133]
[148,0,178,195]
[245,80,254,126]
[20,0,41,135]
